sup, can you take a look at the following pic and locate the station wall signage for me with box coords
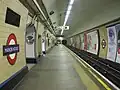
[3,33,19,65]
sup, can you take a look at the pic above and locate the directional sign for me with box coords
[57,26,69,30]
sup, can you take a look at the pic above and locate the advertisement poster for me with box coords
[70,38,73,46]
[80,34,84,50]
[72,37,76,47]
[84,33,87,50]
[74,36,77,48]
[107,26,117,62]
[75,35,80,49]
[67,39,71,45]
[87,31,98,55]
[115,24,120,63]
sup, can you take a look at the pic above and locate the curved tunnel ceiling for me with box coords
[42,0,120,38]
[20,0,120,37]
[19,0,56,35]
[42,0,69,35]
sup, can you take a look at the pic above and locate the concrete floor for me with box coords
[15,45,101,90]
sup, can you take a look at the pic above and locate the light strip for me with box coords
[33,0,47,20]
[33,0,55,34]
[63,11,70,26]
[70,0,75,5]
[68,5,72,11]
[61,0,74,35]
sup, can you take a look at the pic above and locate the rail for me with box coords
[66,45,120,88]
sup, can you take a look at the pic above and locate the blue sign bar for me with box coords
[3,45,19,56]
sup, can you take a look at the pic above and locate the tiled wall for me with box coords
[36,22,44,56]
[99,26,108,59]
[46,30,56,51]
[0,0,28,84]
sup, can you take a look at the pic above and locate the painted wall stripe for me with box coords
[89,70,111,90]
[0,66,28,88]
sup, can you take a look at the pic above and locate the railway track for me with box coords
[67,45,120,88]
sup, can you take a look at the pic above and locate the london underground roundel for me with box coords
[3,33,19,65]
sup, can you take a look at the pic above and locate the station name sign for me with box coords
[3,44,19,56]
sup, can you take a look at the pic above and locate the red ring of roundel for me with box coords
[7,33,17,65]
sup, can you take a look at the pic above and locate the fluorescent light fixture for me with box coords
[70,0,75,5]
[33,0,55,34]
[68,5,72,11]
[59,37,63,40]
[63,15,69,26]
[61,0,75,35]
[61,29,64,35]
[66,10,71,15]
[33,0,46,20]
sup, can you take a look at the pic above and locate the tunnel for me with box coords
[0,0,120,90]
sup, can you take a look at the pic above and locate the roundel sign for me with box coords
[101,39,106,49]
[3,33,19,65]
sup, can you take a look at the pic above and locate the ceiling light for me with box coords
[68,5,72,11]
[70,0,75,5]
[59,37,63,41]
[33,0,56,35]
[63,14,69,26]
[66,10,71,15]
[61,0,75,35]
[33,0,46,20]
[61,29,64,35]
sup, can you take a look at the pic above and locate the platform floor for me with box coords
[15,45,102,90]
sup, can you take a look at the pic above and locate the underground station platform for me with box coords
[14,45,119,90]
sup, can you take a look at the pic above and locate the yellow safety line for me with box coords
[88,70,111,90]
[74,63,100,90]
[64,46,112,90]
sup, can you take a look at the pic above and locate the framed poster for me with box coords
[75,35,81,49]
[67,38,70,46]
[80,33,84,50]
[70,37,73,46]
[107,26,117,62]
[73,36,77,48]
[115,24,120,63]
[87,31,98,55]
[84,33,87,50]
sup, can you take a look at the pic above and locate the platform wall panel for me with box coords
[0,0,28,85]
